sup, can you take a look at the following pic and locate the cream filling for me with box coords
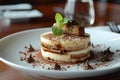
[41,46,91,62]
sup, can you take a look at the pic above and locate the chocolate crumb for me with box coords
[42,66,45,69]
[27,54,35,63]
[89,51,95,60]
[54,63,61,70]
[20,58,24,61]
[19,51,23,54]
[77,64,80,66]
[24,46,27,49]
[48,67,50,70]
[83,60,94,70]
[91,43,94,47]
[67,66,70,68]
[116,49,120,52]
[91,44,101,48]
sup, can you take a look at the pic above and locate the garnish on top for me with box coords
[52,13,85,36]
[52,13,69,36]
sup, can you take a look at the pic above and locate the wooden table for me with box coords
[0,2,120,80]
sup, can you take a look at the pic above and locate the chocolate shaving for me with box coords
[83,60,94,70]
[27,44,35,52]
[91,43,101,48]
[27,54,35,63]
[99,47,114,62]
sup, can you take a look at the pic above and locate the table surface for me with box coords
[0,1,120,80]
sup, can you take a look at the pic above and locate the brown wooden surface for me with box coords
[0,2,120,80]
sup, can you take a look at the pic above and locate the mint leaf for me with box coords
[58,18,69,28]
[52,26,64,36]
[52,13,69,36]
[56,22,64,28]
[56,18,69,28]
[55,13,63,23]
[63,18,69,24]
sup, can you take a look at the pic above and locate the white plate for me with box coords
[0,28,120,78]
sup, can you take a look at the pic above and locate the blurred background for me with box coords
[0,0,120,37]
[0,0,120,5]
[0,0,120,25]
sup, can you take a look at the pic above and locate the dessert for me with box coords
[19,13,117,70]
[40,13,91,63]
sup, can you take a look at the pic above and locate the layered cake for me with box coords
[40,13,91,63]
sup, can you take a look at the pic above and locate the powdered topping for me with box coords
[42,32,89,42]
